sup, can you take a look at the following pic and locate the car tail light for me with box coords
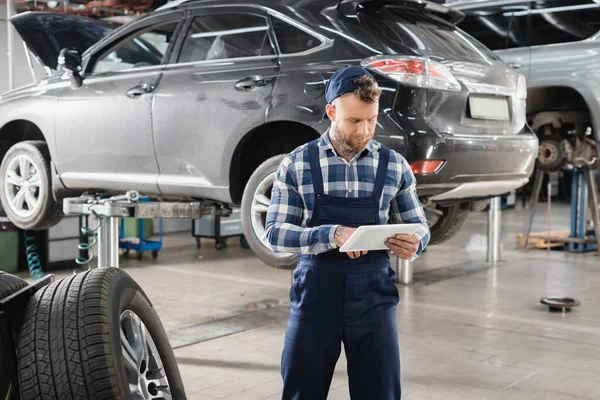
[410,160,445,175]
[362,56,462,92]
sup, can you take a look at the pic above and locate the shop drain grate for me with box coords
[167,305,290,349]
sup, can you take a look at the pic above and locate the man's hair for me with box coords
[346,74,382,104]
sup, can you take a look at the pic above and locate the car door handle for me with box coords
[507,62,522,70]
[126,83,155,98]
[234,76,271,91]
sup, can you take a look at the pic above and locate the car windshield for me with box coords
[358,7,501,63]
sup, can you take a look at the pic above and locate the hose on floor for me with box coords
[23,232,45,280]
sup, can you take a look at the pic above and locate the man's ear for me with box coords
[325,104,336,121]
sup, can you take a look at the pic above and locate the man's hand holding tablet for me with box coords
[334,226,366,259]
[334,224,421,260]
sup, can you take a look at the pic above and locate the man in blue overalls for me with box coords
[265,65,431,399]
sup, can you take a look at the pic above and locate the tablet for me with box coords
[338,224,421,252]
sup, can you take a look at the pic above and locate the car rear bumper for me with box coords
[425,178,530,201]
[379,114,539,202]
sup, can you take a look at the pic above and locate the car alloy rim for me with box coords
[251,172,276,250]
[250,172,294,259]
[120,310,172,400]
[4,154,42,218]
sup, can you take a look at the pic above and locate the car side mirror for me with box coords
[58,47,83,88]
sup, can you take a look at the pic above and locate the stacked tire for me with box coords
[1,268,186,400]
[0,272,29,394]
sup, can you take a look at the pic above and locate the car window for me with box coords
[92,21,180,74]
[178,14,275,63]
[458,9,529,50]
[358,7,500,63]
[270,16,320,54]
[529,0,600,46]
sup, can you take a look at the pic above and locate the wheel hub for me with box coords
[538,141,559,165]
[3,154,42,218]
[120,310,172,400]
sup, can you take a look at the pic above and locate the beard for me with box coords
[329,126,370,157]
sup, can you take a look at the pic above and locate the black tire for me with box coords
[16,268,186,400]
[241,155,297,269]
[0,272,28,395]
[427,202,470,245]
[215,240,227,250]
[0,141,63,231]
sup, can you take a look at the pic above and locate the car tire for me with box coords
[0,141,63,231]
[16,268,186,400]
[427,202,470,245]
[0,272,28,395]
[241,154,297,270]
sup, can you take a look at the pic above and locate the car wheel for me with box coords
[16,268,186,400]
[0,272,28,396]
[0,141,63,230]
[241,155,297,269]
[425,202,470,245]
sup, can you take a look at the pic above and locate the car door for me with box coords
[54,12,185,195]
[151,6,279,203]
[457,2,532,79]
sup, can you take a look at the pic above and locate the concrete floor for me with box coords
[45,201,600,399]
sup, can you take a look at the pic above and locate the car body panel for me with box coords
[54,67,163,195]
[527,38,600,136]
[153,57,280,203]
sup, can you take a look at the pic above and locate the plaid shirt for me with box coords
[264,132,430,260]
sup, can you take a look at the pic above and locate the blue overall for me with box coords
[281,140,401,400]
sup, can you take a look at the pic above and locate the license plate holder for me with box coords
[468,95,510,121]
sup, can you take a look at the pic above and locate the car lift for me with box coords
[521,159,600,253]
[395,195,504,285]
[62,191,233,268]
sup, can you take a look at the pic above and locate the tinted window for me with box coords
[178,14,275,62]
[529,0,600,46]
[458,11,528,50]
[271,16,320,54]
[93,21,179,73]
[358,8,500,63]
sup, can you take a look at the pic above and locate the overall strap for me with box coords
[307,140,325,195]
[373,146,390,200]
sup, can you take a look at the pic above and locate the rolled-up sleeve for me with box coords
[390,157,430,260]
[264,154,339,254]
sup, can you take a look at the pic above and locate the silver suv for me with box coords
[452,0,600,173]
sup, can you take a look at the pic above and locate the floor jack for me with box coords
[0,191,231,398]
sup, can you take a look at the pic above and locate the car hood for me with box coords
[10,11,116,70]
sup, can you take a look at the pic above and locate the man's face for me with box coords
[326,94,378,154]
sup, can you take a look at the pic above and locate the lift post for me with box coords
[63,191,232,268]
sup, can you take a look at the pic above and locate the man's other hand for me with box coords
[386,233,419,260]
[334,226,368,259]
